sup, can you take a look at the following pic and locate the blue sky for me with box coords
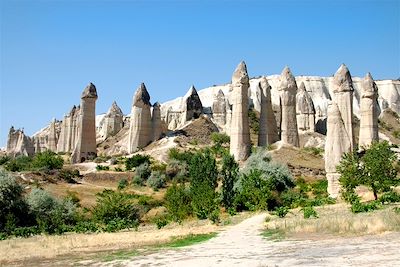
[1,0,399,147]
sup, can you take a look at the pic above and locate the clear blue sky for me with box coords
[1,0,399,147]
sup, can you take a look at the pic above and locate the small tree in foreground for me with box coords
[338,141,399,202]
[221,153,238,210]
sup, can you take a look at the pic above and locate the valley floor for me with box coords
[91,213,400,267]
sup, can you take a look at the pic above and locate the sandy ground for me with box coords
[94,213,400,267]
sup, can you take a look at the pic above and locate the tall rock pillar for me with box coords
[71,83,98,163]
[278,67,299,147]
[332,64,355,150]
[296,82,316,132]
[229,61,251,161]
[359,73,379,147]
[258,77,279,146]
[47,119,58,152]
[324,101,352,198]
[152,102,162,142]
[128,83,152,153]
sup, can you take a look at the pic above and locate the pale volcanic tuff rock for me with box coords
[359,73,379,147]
[229,61,251,161]
[332,64,355,151]
[128,83,152,153]
[152,102,163,142]
[47,119,58,152]
[180,85,203,126]
[278,67,300,147]
[98,101,124,141]
[258,77,279,146]
[6,127,35,157]
[212,89,228,127]
[296,82,316,132]
[71,83,98,163]
[325,101,352,198]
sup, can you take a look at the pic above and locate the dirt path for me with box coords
[96,213,400,267]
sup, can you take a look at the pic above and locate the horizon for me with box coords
[1,0,399,148]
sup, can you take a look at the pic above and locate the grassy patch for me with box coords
[162,232,217,248]
[264,204,400,238]
[261,229,285,241]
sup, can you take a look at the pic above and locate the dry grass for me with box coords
[265,204,400,239]
[0,218,218,265]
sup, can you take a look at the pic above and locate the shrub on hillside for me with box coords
[147,171,166,191]
[168,148,195,163]
[26,188,77,234]
[5,156,33,172]
[0,156,10,165]
[235,149,295,211]
[125,155,151,171]
[189,150,219,219]
[132,163,151,186]
[166,159,189,182]
[92,190,139,228]
[165,183,192,223]
[0,171,31,232]
[31,151,64,170]
[57,169,80,183]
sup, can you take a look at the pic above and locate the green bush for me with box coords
[132,163,151,186]
[26,188,77,234]
[125,155,151,171]
[65,191,80,206]
[166,159,189,182]
[378,191,400,204]
[92,190,140,230]
[235,149,295,211]
[273,206,289,218]
[0,170,31,232]
[221,153,239,210]
[73,220,102,233]
[165,183,192,223]
[351,200,381,213]
[211,132,230,145]
[12,226,40,238]
[234,170,272,211]
[248,108,260,134]
[96,165,110,171]
[114,167,123,172]
[5,156,33,172]
[168,148,195,163]
[155,217,169,229]
[32,151,64,170]
[189,151,219,219]
[147,171,166,191]
[302,206,318,219]
[118,178,129,190]
[0,156,10,165]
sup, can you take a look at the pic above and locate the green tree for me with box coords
[360,141,398,200]
[338,141,399,201]
[221,153,238,210]
[165,183,192,222]
[189,150,218,219]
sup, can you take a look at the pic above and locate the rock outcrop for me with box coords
[71,83,98,163]
[47,119,58,152]
[278,67,299,147]
[57,105,80,153]
[296,82,316,132]
[180,85,203,126]
[152,102,163,141]
[359,73,379,147]
[258,77,279,146]
[212,89,228,127]
[6,127,35,157]
[332,64,355,150]
[229,61,251,161]
[324,101,352,198]
[128,83,152,153]
[99,101,124,141]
